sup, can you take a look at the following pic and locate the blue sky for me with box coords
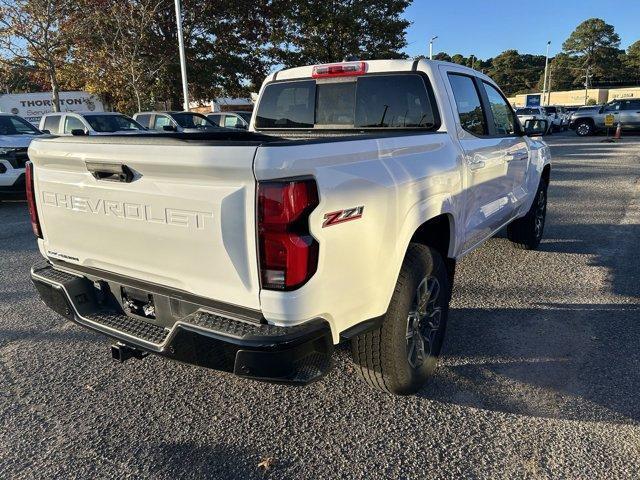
[403,0,640,59]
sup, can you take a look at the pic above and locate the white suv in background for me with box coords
[0,113,43,195]
[39,112,147,136]
[515,107,552,134]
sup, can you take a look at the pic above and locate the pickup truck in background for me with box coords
[27,59,551,395]
[0,113,43,195]
[570,99,640,136]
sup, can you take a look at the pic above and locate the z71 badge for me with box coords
[322,206,364,228]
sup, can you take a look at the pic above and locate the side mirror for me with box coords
[236,122,248,130]
[598,106,605,114]
[71,129,88,136]
[524,119,548,137]
[41,129,50,134]
[162,125,177,132]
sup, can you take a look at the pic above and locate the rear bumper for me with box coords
[31,262,333,384]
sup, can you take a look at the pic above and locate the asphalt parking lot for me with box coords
[1,132,640,479]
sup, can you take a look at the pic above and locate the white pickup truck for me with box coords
[27,60,550,395]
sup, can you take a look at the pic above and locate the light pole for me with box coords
[542,41,551,106]
[429,36,438,60]
[584,65,593,105]
[174,0,189,111]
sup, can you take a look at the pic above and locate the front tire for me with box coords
[350,244,449,395]
[507,178,548,250]
[575,120,593,136]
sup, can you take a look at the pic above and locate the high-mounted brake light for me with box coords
[25,161,42,239]
[258,179,319,290]
[312,61,367,78]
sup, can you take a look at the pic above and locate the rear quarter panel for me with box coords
[254,133,462,341]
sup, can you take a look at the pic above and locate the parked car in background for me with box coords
[515,107,552,134]
[27,59,551,395]
[133,111,219,133]
[569,99,640,136]
[207,111,252,130]
[0,113,42,194]
[39,112,147,136]
[544,106,567,131]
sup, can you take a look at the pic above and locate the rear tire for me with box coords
[350,244,449,395]
[507,178,548,250]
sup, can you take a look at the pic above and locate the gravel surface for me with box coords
[1,134,640,479]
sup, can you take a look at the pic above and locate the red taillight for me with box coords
[25,161,42,238]
[312,61,367,78]
[258,179,319,290]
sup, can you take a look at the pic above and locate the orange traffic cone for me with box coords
[614,122,622,139]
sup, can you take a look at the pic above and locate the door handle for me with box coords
[86,162,135,183]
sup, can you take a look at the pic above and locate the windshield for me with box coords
[171,113,215,129]
[0,115,41,136]
[516,108,539,115]
[255,74,438,130]
[84,114,144,132]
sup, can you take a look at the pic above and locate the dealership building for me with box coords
[508,87,640,107]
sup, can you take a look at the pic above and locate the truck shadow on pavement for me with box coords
[423,302,640,424]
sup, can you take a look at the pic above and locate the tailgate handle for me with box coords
[86,162,135,183]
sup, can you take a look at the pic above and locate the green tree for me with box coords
[0,0,77,110]
[432,52,451,62]
[562,18,621,83]
[625,40,640,71]
[537,53,578,92]
[488,50,544,96]
[273,0,411,67]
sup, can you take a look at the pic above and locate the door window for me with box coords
[483,82,516,136]
[448,74,487,136]
[622,100,640,111]
[224,115,241,128]
[63,116,86,134]
[153,115,172,130]
[208,114,222,126]
[43,115,61,134]
[604,102,621,112]
[135,114,151,128]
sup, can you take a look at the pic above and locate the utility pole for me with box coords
[542,41,551,106]
[174,0,189,111]
[584,65,592,105]
[547,64,553,106]
[429,36,438,60]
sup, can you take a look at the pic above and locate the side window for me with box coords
[63,116,86,134]
[448,74,487,136]
[224,115,240,128]
[482,82,516,136]
[604,102,621,112]
[135,114,150,128]
[43,115,61,134]
[623,100,640,111]
[153,115,171,130]
[208,114,222,126]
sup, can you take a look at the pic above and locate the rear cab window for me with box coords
[255,73,439,131]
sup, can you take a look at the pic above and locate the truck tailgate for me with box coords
[28,138,261,310]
